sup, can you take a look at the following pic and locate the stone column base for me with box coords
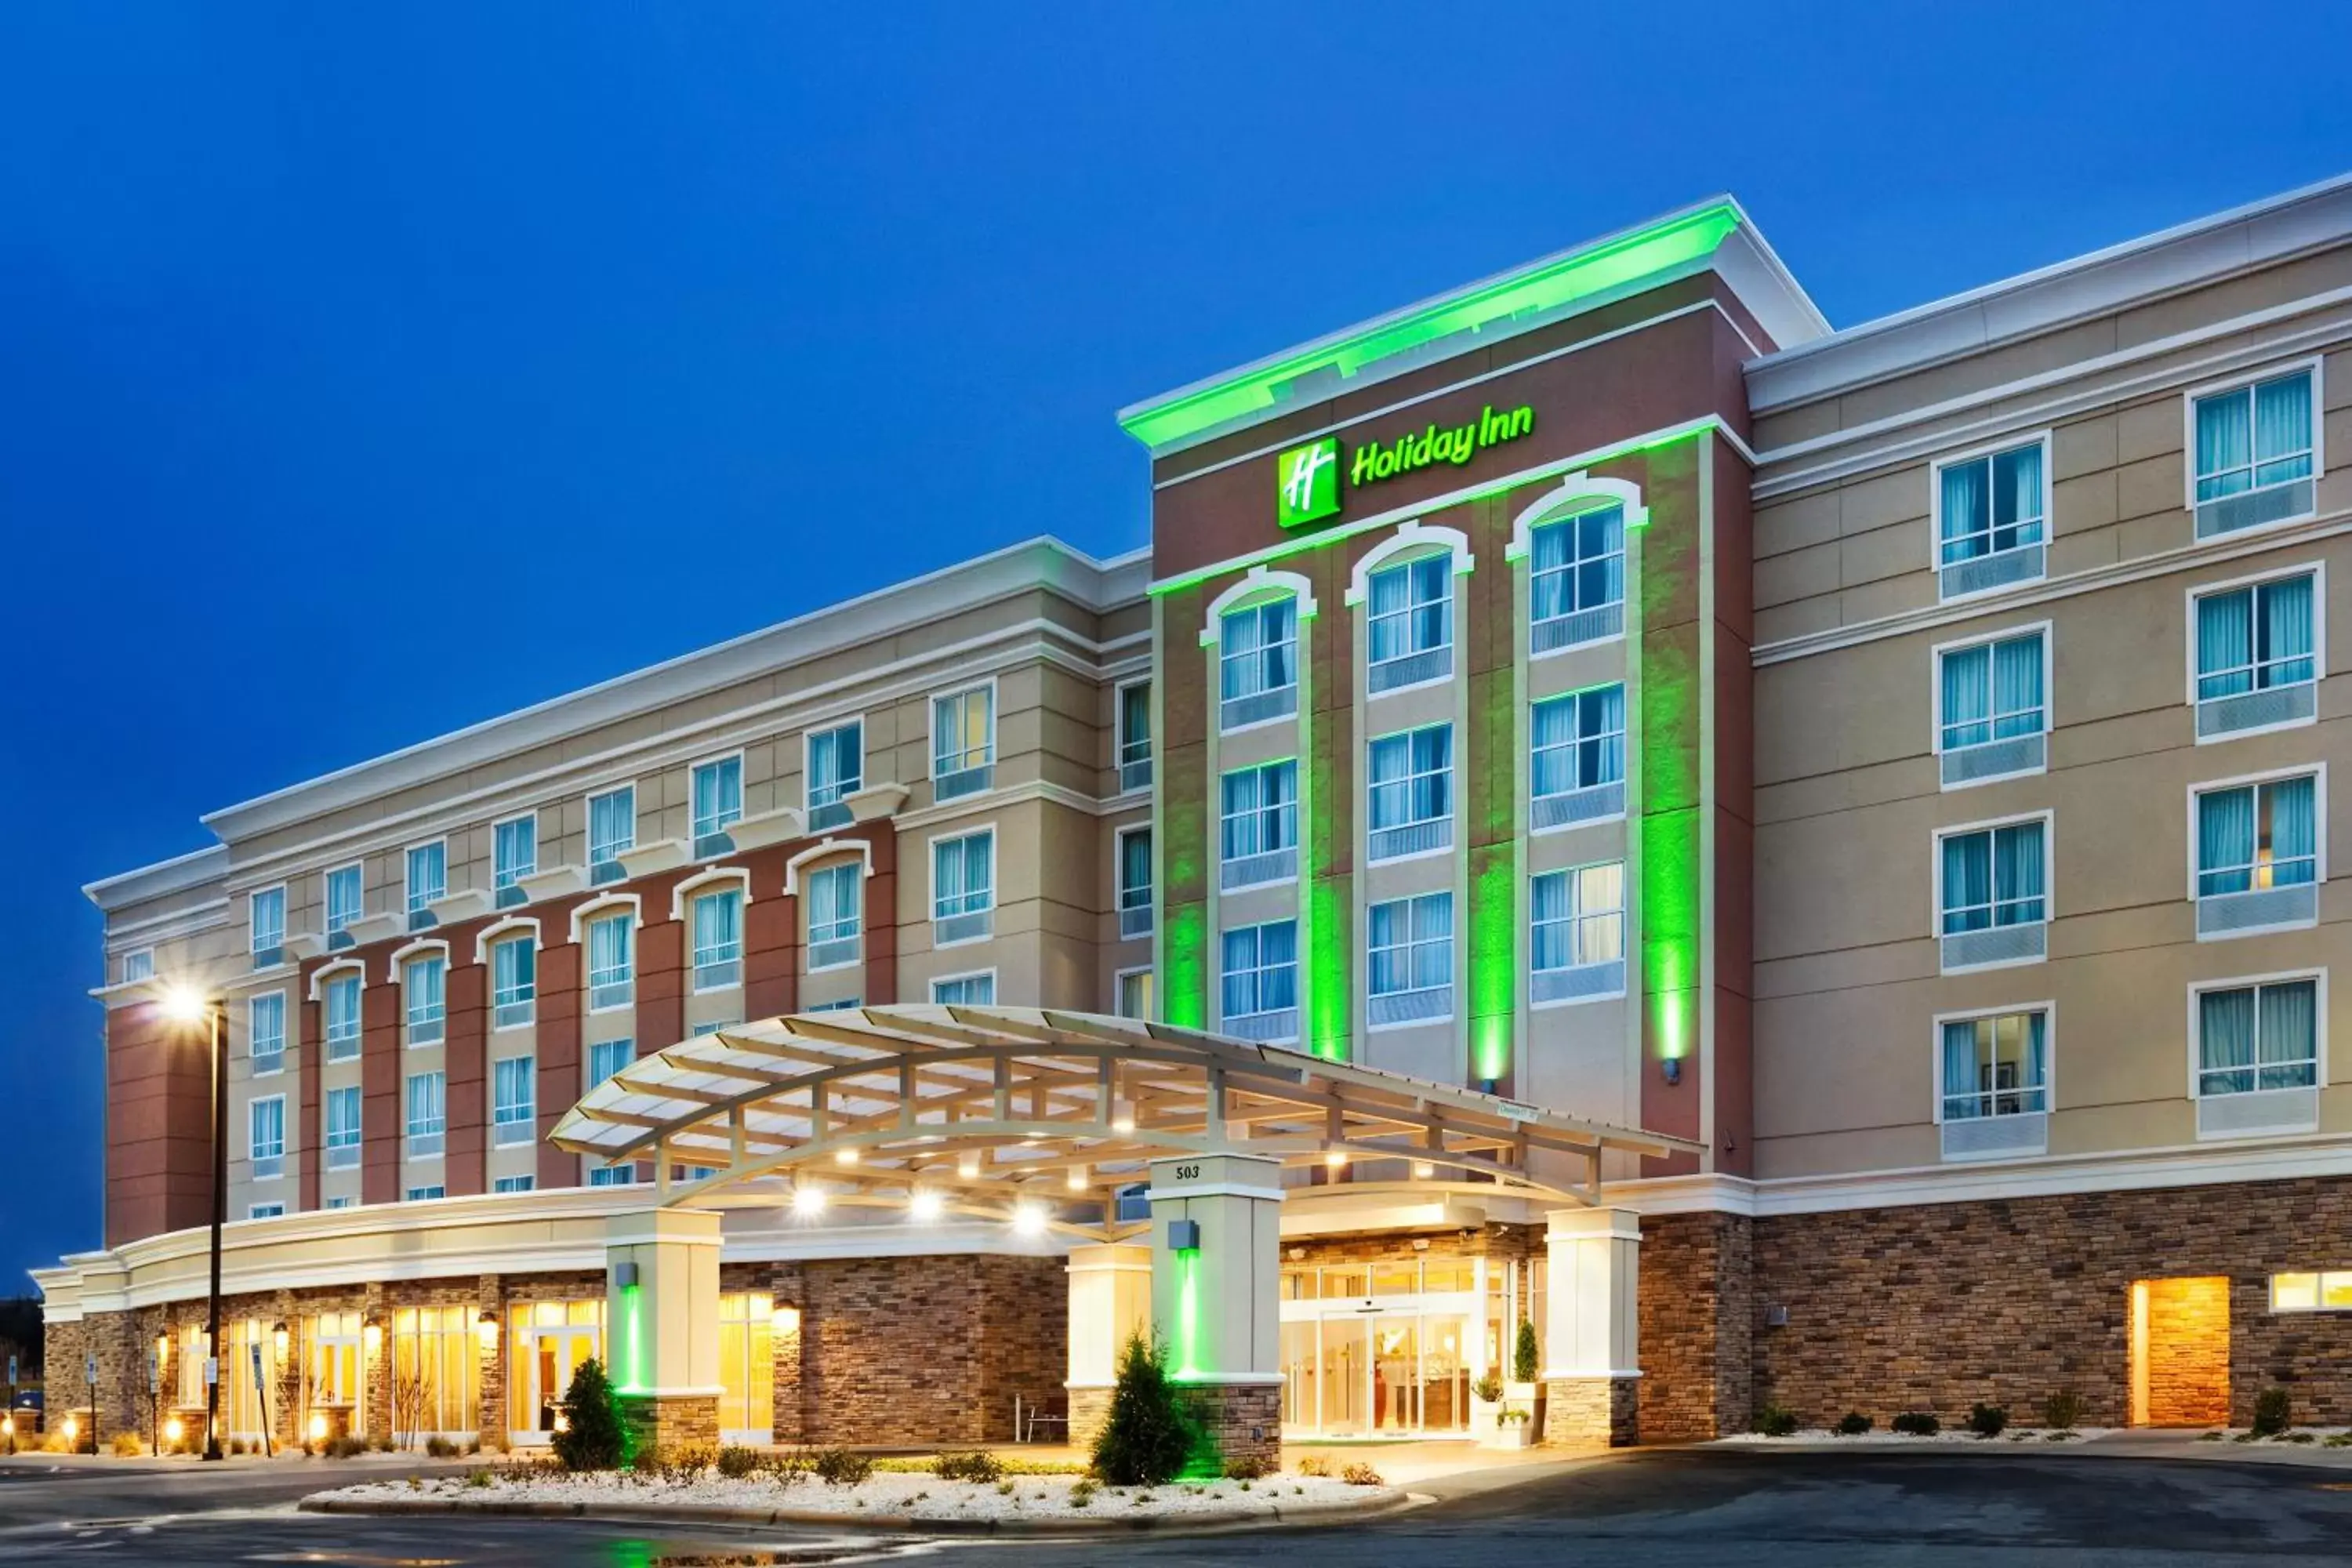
[1175,1381,1281,1475]
[619,1393,720,1457]
[1067,1385,1112,1450]
[1544,1376,1639,1446]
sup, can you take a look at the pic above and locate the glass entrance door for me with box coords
[508,1301,604,1443]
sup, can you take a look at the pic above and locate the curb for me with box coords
[299,1487,1430,1534]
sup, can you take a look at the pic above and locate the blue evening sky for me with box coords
[4,2,2348,1284]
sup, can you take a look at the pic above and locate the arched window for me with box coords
[1509,475,1643,655]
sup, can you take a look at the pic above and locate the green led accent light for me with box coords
[619,1282,644,1394]
[1163,903,1207,1029]
[1174,1247,1201,1381]
[1120,204,1741,451]
[1468,844,1515,1083]
[1306,876,1350,1061]
[1635,437,1705,1075]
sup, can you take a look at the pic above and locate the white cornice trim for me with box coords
[780,838,874,897]
[1753,508,2352,666]
[670,866,753,923]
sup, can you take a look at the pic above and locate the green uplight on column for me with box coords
[1164,904,1206,1029]
[619,1282,644,1394]
[1468,844,1515,1083]
[1174,1248,1201,1381]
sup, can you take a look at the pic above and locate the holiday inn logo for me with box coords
[1276,437,1340,528]
[1273,404,1534,530]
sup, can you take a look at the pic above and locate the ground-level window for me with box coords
[717,1292,775,1441]
[306,1312,365,1431]
[507,1300,604,1436]
[391,1305,481,1439]
[2272,1271,2352,1312]
[1116,967,1154,1020]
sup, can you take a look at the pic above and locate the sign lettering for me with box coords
[1275,403,1534,530]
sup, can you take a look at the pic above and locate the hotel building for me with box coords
[36,173,2352,1457]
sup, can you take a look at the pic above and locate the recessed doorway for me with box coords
[2129,1276,2230,1427]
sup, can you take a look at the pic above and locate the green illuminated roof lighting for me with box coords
[1118,199,1750,453]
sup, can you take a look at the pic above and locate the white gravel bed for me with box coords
[1720,1427,2115,1446]
[310,1467,1399,1525]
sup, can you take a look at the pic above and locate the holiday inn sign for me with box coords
[1276,403,1535,528]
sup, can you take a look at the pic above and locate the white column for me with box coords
[1065,1243,1152,1444]
[604,1208,724,1428]
[1145,1152,1284,1467]
[1542,1206,1641,1446]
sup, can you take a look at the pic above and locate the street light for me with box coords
[162,982,227,1462]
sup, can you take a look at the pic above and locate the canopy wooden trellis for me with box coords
[549,1005,1696,1236]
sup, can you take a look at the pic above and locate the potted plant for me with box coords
[1472,1371,1504,1439]
[1488,1405,1537,1449]
[1505,1318,1545,1432]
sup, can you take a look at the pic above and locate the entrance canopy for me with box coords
[550,1006,1694,1238]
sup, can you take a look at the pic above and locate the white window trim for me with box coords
[803,717,866,813]
[689,750,747,847]
[688,887,746,996]
[1199,566,1319,643]
[1218,758,1301,884]
[927,677,1000,783]
[670,866,753,923]
[389,936,451,973]
[1529,684,1626,831]
[931,967,998,1006]
[248,1093,287,1174]
[2183,762,2328,938]
[1504,472,1650,559]
[249,990,289,1076]
[248,1203,285,1221]
[1114,822,1152,909]
[1528,859,1628,1008]
[404,838,449,912]
[1929,620,2053,784]
[249,883,289,953]
[2185,967,2328,1102]
[1113,677,1152,793]
[1364,892,1456,1031]
[928,822,998,937]
[1366,721,1455,861]
[568,891,643,946]
[324,862,365,931]
[119,948,154,984]
[472,915,543,966]
[802,860,865,972]
[782,837,876,896]
[586,782,639,863]
[2180,356,2326,517]
[2269,1270,2352,1314]
[1927,1000,2057,1127]
[1112,964,1154,1021]
[1928,430,2054,600]
[492,811,539,884]
[1929,808,2055,973]
[307,956,366,1001]
[2182,557,2328,740]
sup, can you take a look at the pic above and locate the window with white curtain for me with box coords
[492,935,536,1028]
[1938,1009,2049,1121]
[1530,862,1625,1002]
[691,887,743,990]
[325,1085,361,1168]
[807,720,863,828]
[691,757,743,854]
[587,1036,635,1087]
[2194,572,2318,739]
[932,829,994,942]
[249,1094,285,1180]
[325,865,363,938]
[121,949,154,983]
[808,862,862,969]
[932,971,996,1006]
[403,953,446,1044]
[1937,440,2045,569]
[1219,597,1298,729]
[493,1056,535,1145]
[1219,760,1298,887]
[2196,978,2318,1097]
[2194,369,2314,506]
[1367,554,1452,691]
[493,816,536,903]
[324,972,362,1062]
[1530,684,1624,828]
[1529,503,1625,652]
[1367,724,1452,860]
[250,886,286,961]
[586,913,634,1011]
[1367,892,1453,1023]
[1219,919,1298,1039]
[932,687,995,797]
[405,1071,446,1157]
[250,992,285,1075]
[588,786,635,884]
[405,843,446,920]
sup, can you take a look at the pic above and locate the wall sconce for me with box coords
[1661,1057,1682,1087]
[154,1333,169,1364]
[476,1311,499,1353]
[272,1321,290,1360]
[61,1416,78,1443]
[771,1303,802,1338]
[307,1412,329,1443]
[164,1416,185,1444]
[361,1319,383,1352]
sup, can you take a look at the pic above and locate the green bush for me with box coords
[1089,1332,1197,1487]
[1069,1477,1098,1508]
[322,1433,369,1459]
[1891,1411,1940,1436]
[811,1447,874,1486]
[934,1450,1004,1484]
[1472,1371,1504,1405]
[424,1435,459,1459]
[1222,1454,1273,1480]
[1969,1403,2007,1439]
[2252,1387,2292,1437]
[1755,1405,1798,1437]
[551,1357,627,1472]
[716,1445,760,1479]
[1835,1411,1872,1436]
[1513,1319,1540,1384]
[2041,1390,2084,1431]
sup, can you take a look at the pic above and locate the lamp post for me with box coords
[163,985,227,1461]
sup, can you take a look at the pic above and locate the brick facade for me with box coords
[1638,1210,1753,1440]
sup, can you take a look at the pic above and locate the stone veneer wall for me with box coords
[1637,1210,1753,1440]
[2141,1276,2230,1428]
[1177,1381,1281,1472]
[1748,1175,2352,1430]
[1544,1375,1638,1445]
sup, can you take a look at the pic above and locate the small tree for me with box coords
[1090,1332,1195,1487]
[1513,1318,1540,1384]
[390,1367,430,1452]
[552,1357,627,1472]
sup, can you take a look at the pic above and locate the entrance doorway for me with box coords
[2129,1277,2230,1427]
[508,1300,605,1445]
[1279,1254,1504,1438]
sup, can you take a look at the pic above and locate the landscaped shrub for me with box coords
[1222,1454,1273,1481]
[811,1447,874,1486]
[1514,1319,1541,1383]
[1891,1411,1940,1437]
[1340,1461,1384,1486]
[322,1433,369,1459]
[110,1432,144,1456]
[1069,1477,1098,1508]
[934,1450,1004,1484]
[424,1435,459,1458]
[1472,1371,1504,1406]
[1754,1405,1798,1437]
[2252,1387,2292,1438]
[652,1442,715,1480]
[2041,1390,2083,1431]
[1835,1411,1872,1436]
[1089,1332,1196,1487]
[1294,1454,1331,1477]
[1969,1403,2008,1439]
[716,1445,760,1479]
[759,1449,811,1486]
[551,1357,627,1472]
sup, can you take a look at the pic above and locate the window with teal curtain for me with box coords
[808,721,863,808]
[2198,776,2317,895]
[809,862,861,944]
[1221,920,1297,1019]
[1941,821,2044,931]
[1938,441,2044,565]
[1940,1011,2048,1120]
[691,757,742,843]
[1368,892,1451,997]
[1530,862,1623,971]
[1119,828,1152,909]
[2197,575,2315,700]
[1939,633,2044,752]
[2196,371,2314,500]
[2200,979,2317,1094]
[691,889,742,977]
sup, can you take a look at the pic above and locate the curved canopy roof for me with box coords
[550,1005,1695,1235]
